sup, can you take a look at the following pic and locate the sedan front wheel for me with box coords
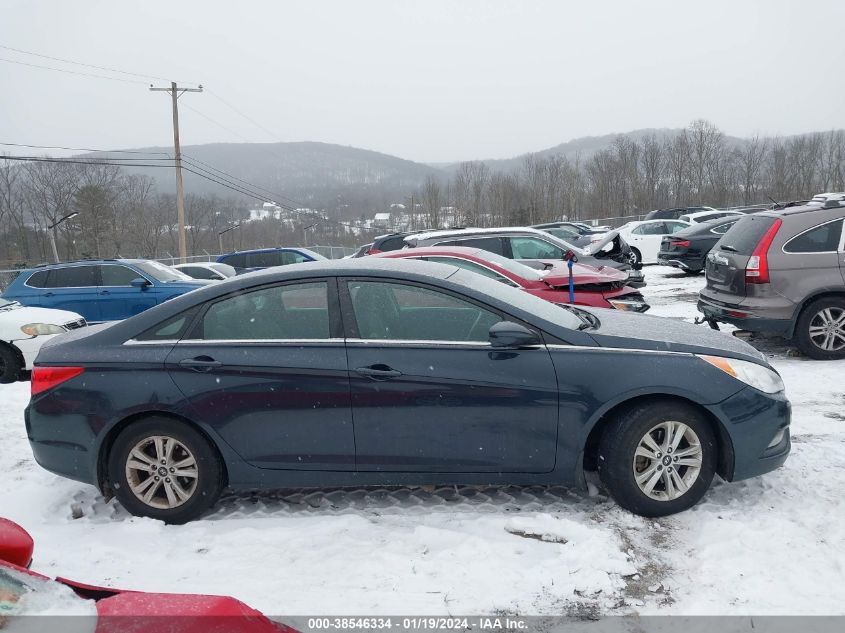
[597,401,717,516]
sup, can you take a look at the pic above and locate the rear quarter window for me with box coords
[783,219,844,253]
[716,216,778,255]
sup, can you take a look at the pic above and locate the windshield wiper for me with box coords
[719,244,738,252]
[559,304,599,331]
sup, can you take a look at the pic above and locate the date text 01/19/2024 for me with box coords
[305,618,529,631]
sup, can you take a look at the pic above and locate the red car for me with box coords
[374,246,649,312]
[0,517,295,632]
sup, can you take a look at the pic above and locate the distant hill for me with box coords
[81,141,440,212]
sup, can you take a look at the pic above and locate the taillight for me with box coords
[31,366,84,397]
[365,248,383,255]
[670,240,691,248]
[745,219,782,284]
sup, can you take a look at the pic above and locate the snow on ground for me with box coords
[0,266,843,617]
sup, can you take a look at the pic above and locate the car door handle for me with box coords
[354,365,403,379]
[44,292,54,297]
[178,356,222,372]
[99,290,110,295]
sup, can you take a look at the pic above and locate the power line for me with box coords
[0,56,149,84]
[0,43,199,85]
[206,89,284,142]
[0,155,175,168]
[0,141,171,156]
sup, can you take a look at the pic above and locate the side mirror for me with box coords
[130,277,151,289]
[489,321,541,349]
[0,518,35,568]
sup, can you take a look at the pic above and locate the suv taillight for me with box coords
[366,248,383,255]
[31,366,84,397]
[745,219,782,284]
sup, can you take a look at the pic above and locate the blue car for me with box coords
[216,247,326,273]
[2,259,211,323]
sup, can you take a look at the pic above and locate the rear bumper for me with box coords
[705,387,791,482]
[697,293,794,337]
[657,252,704,271]
[25,404,97,485]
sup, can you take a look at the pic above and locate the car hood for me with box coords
[586,309,768,364]
[0,304,83,325]
[581,230,618,255]
[542,263,627,286]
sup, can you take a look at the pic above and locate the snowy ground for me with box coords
[1,266,843,617]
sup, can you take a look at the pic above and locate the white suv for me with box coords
[0,299,85,382]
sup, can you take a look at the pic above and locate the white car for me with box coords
[0,299,85,383]
[173,262,237,280]
[677,209,746,224]
[617,219,692,264]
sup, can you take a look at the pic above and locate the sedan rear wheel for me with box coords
[109,417,223,523]
[598,400,716,516]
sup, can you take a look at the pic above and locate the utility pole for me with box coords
[149,82,203,263]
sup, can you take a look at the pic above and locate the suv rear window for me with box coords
[716,216,778,255]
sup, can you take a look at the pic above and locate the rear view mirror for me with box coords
[489,321,541,349]
[0,518,35,568]
[131,277,151,289]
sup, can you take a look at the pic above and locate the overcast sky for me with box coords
[1,0,843,163]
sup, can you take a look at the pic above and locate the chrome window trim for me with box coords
[345,338,491,347]
[125,338,345,346]
[781,217,845,255]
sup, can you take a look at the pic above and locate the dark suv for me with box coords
[698,201,845,359]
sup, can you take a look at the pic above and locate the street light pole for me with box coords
[217,223,240,254]
[47,211,79,264]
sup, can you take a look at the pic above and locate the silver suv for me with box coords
[698,201,845,359]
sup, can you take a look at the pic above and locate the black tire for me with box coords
[794,297,845,360]
[0,344,22,384]
[629,248,642,266]
[682,268,702,276]
[108,417,224,524]
[597,400,717,517]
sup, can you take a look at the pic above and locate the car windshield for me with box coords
[0,566,96,618]
[133,261,194,282]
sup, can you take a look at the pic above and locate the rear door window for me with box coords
[48,266,98,288]
[717,216,779,254]
[442,237,505,256]
[783,219,844,253]
[198,282,330,340]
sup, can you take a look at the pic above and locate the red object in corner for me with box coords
[0,517,34,568]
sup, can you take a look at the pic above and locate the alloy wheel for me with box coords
[808,307,845,352]
[125,435,199,510]
[632,421,703,501]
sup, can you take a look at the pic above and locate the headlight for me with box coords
[608,299,650,313]
[20,323,66,336]
[698,355,784,394]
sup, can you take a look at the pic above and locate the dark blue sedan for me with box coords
[26,259,790,523]
[2,259,211,322]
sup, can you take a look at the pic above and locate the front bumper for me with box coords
[10,333,63,370]
[697,294,794,337]
[706,387,791,482]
